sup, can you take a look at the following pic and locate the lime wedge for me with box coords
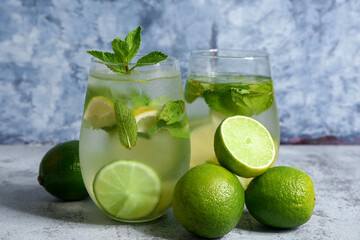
[93,160,161,220]
[84,96,116,129]
[132,106,159,133]
[214,116,276,178]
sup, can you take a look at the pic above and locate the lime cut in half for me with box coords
[214,116,276,178]
[84,96,116,129]
[93,160,161,220]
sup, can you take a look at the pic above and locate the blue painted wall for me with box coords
[1,0,359,144]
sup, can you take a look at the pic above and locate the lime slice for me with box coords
[84,96,116,129]
[132,106,159,133]
[214,116,276,178]
[93,160,161,220]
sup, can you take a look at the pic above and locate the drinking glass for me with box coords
[79,55,190,222]
[185,49,280,188]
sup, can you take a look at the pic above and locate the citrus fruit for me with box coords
[93,160,161,220]
[173,164,245,238]
[38,140,88,201]
[245,166,315,228]
[132,106,159,133]
[214,116,276,178]
[83,96,116,129]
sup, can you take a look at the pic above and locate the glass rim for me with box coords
[190,49,270,59]
[90,54,179,66]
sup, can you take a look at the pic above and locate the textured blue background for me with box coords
[1,0,359,144]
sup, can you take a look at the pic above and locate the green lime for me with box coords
[38,140,88,201]
[173,164,245,238]
[83,96,116,129]
[245,166,315,228]
[93,160,161,220]
[214,116,276,178]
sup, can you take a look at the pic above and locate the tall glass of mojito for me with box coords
[185,49,280,187]
[79,27,190,222]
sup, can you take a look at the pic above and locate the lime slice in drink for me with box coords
[93,160,161,220]
[132,106,159,133]
[214,116,276,178]
[84,96,116,129]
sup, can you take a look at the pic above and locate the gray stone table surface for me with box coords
[0,145,359,240]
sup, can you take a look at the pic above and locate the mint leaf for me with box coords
[204,89,253,116]
[203,90,233,116]
[106,65,127,75]
[87,26,168,74]
[203,82,274,116]
[129,51,168,72]
[149,116,189,139]
[240,82,274,115]
[184,78,203,103]
[87,51,121,63]
[125,26,141,61]
[137,51,168,65]
[87,50,126,74]
[111,38,127,62]
[149,100,188,138]
[159,100,185,124]
[114,100,137,149]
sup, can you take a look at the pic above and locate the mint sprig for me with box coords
[87,26,168,74]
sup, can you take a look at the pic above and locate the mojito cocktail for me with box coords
[80,30,190,222]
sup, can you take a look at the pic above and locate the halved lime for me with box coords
[214,116,276,178]
[84,96,116,129]
[93,160,161,220]
[132,106,159,133]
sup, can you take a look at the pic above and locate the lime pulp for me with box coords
[93,160,161,221]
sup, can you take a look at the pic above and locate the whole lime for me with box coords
[245,166,315,228]
[38,140,88,201]
[173,164,245,238]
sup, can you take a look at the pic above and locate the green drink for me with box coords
[185,50,280,188]
[79,27,190,222]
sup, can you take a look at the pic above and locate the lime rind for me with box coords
[214,116,276,178]
[93,160,161,220]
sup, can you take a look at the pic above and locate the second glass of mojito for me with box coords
[185,49,280,188]
[79,55,190,222]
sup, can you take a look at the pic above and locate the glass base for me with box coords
[106,211,167,223]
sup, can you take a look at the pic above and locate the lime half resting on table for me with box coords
[214,116,276,178]
[93,160,161,220]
